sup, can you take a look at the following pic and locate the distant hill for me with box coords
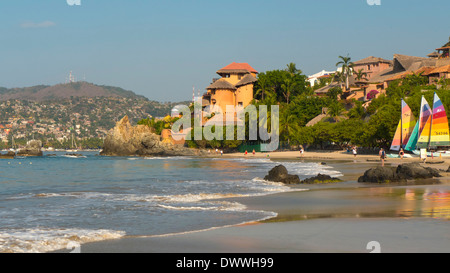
[0,82,147,101]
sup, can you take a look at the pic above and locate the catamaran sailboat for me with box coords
[390,99,416,152]
[66,134,78,152]
[402,93,450,157]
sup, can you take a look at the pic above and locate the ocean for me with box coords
[0,152,342,253]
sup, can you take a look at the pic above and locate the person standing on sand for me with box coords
[245,150,248,156]
[252,149,255,156]
[352,146,357,157]
[300,145,304,158]
[379,148,386,166]
[399,148,404,160]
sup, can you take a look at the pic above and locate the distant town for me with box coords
[0,84,187,150]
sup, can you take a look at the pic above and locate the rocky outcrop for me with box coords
[264,165,301,184]
[16,140,43,157]
[0,151,15,159]
[264,165,342,184]
[100,116,205,157]
[358,163,442,183]
[301,174,342,184]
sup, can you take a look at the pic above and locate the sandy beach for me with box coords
[72,150,450,253]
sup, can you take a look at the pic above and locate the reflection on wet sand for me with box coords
[262,186,450,223]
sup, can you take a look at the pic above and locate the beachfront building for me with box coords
[203,62,258,114]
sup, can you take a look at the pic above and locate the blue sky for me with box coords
[1,0,449,101]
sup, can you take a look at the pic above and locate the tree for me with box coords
[255,76,270,101]
[336,55,354,91]
[286,62,301,76]
[327,86,343,100]
[281,77,296,104]
[327,101,345,122]
[279,109,300,146]
[354,69,368,83]
[347,100,366,120]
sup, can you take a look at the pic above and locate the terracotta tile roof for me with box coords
[428,65,450,74]
[217,62,258,74]
[385,71,413,82]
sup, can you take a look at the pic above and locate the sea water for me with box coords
[0,152,342,253]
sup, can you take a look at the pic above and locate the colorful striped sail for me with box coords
[401,100,415,146]
[405,96,432,151]
[404,121,419,151]
[418,96,432,134]
[390,120,402,151]
[429,93,450,148]
[417,113,432,149]
[391,100,415,151]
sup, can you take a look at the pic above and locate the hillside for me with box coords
[0,82,191,148]
[0,82,146,101]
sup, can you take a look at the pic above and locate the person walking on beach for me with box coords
[379,148,386,166]
[252,149,255,156]
[300,145,304,158]
[399,148,404,160]
[352,146,357,158]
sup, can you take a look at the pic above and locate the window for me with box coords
[238,102,243,107]
[238,74,243,80]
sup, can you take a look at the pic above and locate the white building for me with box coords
[307,70,336,87]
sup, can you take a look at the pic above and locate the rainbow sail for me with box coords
[406,96,432,151]
[391,120,402,151]
[405,121,419,151]
[417,113,432,149]
[429,93,450,148]
[391,99,416,151]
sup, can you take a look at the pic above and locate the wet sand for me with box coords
[74,154,450,253]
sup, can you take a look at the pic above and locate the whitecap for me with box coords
[0,228,125,253]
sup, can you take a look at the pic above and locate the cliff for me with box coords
[100,116,204,157]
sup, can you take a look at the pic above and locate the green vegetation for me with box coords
[136,59,450,153]
[252,60,450,151]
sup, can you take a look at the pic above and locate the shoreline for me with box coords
[71,152,450,253]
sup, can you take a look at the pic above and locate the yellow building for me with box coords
[203,62,258,113]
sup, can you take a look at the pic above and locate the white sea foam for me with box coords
[0,228,125,253]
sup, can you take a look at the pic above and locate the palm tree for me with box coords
[280,110,299,146]
[281,77,296,104]
[328,101,345,122]
[286,63,301,76]
[347,100,366,120]
[336,55,354,91]
[354,69,368,82]
[255,77,269,101]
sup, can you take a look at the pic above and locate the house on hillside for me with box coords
[352,56,392,81]
[308,70,336,87]
[203,62,258,114]
[363,54,438,98]
[424,65,450,85]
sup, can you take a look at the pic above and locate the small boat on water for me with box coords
[66,134,78,153]
[391,93,450,157]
